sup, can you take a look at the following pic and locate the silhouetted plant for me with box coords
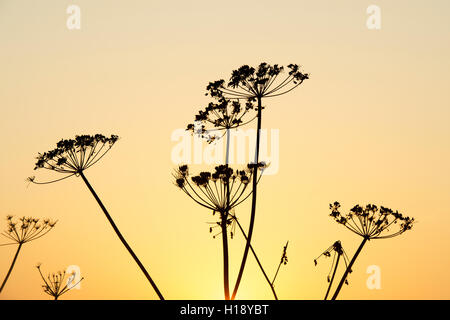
[0,215,56,293]
[28,134,164,300]
[206,63,309,299]
[184,89,287,299]
[174,163,265,299]
[228,212,286,300]
[36,263,84,300]
[329,202,414,300]
[314,240,350,300]
[187,97,256,145]
[174,164,265,213]
[272,241,289,286]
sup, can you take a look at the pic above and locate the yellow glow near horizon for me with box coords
[1,0,450,300]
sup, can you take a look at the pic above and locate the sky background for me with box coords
[0,0,449,299]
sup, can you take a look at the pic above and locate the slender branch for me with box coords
[324,253,340,300]
[331,237,368,300]
[0,242,23,293]
[79,171,165,300]
[233,216,278,300]
[221,213,230,300]
[231,96,263,300]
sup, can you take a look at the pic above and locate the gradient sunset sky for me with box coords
[1,0,449,299]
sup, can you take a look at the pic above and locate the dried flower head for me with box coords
[174,163,266,214]
[330,202,414,240]
[29,134,118,184]
[186,97,256,143]
[314,240,350,284]
[280,241,289,266]
[206,63,309,100]
[36,264,83,300]
[1,216,57,245]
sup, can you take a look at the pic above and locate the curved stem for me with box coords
[331,237,368,300]
[231,96,263,300]
[79,171,165,300]
[0,242,23,293]
[324,253,340,300]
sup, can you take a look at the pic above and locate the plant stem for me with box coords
[225,128,231,165]
[233,217,278,300]
[231,96,263,300]
[272,261,283,287]
[0,242,23,293]
[324,253,340,300]
[222,128,231,300]
[79,171,165,300]
[331,237,368,300]
[221,213,230,300]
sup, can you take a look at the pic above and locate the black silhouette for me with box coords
[329,202,414,299]
[206,63,308,299]
[314,240,350,300]
[28,134,164,300]
[187,97,256,145]
[0,216,56,293]
[36,263,84,300]
[174,163,265,299]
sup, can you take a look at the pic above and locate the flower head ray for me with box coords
[329,202,414,240]
[174,163,266,214]
[187,98,256,143]
[206,63,309,100]
[1,215,57,245]
[29,134,118,184]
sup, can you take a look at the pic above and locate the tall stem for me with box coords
[0,242,23,293]
[331,237,368,300]
[224,127,276,299]
[79,171,165,300]
[225,128,231,165]
[324,253,340,300]
[221,128,231,300]
[231,96,263,300]
[221,213,230,300]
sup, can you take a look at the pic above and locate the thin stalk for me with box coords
[272,261,283,286]
[233,217,278,300]
[0,242,23,293]
[221,213,230,300]
[331,237,368,300]
[222,128,231,300]
[231,96,263,300]
[324,253,340,300]
[225,128,231,165]
[79,171,165,300]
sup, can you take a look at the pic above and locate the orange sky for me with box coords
[1,0,449,300]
